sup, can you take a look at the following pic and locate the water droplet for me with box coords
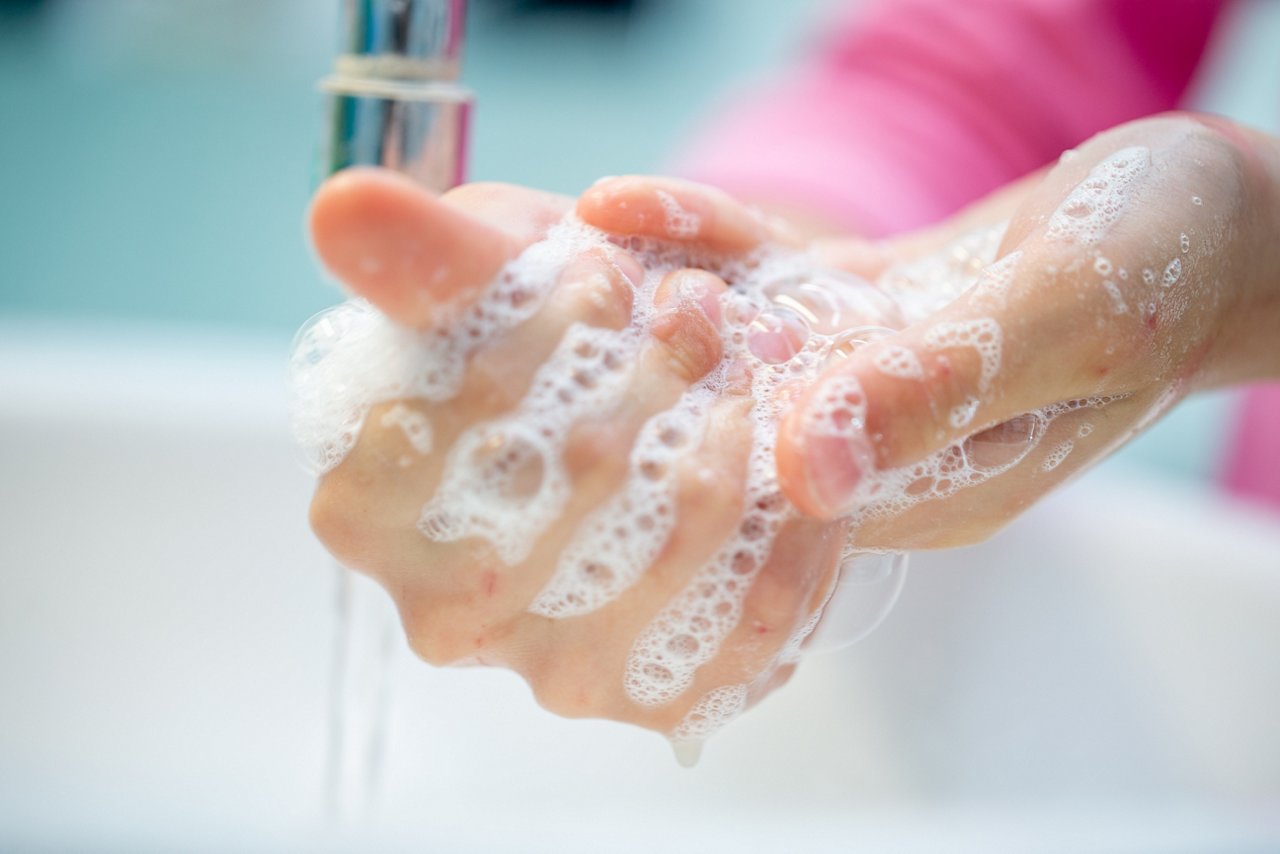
[1061,199,1093,219]
[671,739,704,768]
[747,306,810,364]
[822,326,897,369]
[806,552,909,652]
[763,270,901,334]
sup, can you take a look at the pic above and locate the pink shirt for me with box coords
[678,0,1280,511]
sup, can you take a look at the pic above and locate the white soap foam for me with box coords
[670,682,748,764]
[969,250,1022,307]
[655,189,702,240]
[1041,440,1074,472]
[1103,280,1129,314]
[623,433,791,706]
[379,403,433,455]
[948,395,981,430]
[873,344,924,380]
[923,317,1002,393]
[418,323,637,566]
[529,401,705,618]
[1046,146,1150,245]
[289,222,600,474]
[878,223,1006,320]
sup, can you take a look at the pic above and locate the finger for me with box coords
[460,246,641,415]
[851,391,1152,550]
[307,249,641,598]
[366,269,730,664]
[309,168,570,328]
[647,268,727,381]
[485,273,731,668]
[554,268,729,499]
[513,397,759,726]
[776,244,1124,520]
[577,176,792,251]
[672,513,843,720]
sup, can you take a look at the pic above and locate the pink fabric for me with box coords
[678,0,1280,511]
[677,0,1224,235]
[1225,385,1280,512]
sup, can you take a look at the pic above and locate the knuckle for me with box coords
[675,459,728,509]
[400,598,489,666]
[309,475,380,569]
[562,420,628,481]
[742,569,809,639]
[1177,117,1249,188]
[465,350,527,412]
[308,478,344,539]
[404,624,471,667]
[552,256,634,330]
[526,651,607,720]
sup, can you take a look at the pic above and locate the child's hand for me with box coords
[305,169,844,735]
[301,112,1280,739]
[773,114,1280,546]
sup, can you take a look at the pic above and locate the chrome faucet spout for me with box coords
[320,0,473,192]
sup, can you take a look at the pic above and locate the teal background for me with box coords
[1,0,1278,481]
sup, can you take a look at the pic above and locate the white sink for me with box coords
[2,320,1278,852]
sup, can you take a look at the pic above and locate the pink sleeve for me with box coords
[675,0,1227,237]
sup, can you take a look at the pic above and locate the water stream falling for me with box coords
[327,563,399,822]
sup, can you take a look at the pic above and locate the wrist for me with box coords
[1192,116,1280,386]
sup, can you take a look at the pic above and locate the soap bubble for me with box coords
[805,552,909,652]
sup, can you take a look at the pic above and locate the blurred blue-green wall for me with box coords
[0,0,830,330]
[1,0,1278,481]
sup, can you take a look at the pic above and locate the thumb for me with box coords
[776,246,1100,519]
[309,169,569,328]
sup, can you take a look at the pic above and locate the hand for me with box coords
[303,169,845,737]
[774,113,1280,547]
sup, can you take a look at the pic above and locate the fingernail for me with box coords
[609,250,646,289]
[689,286,722,328]
[797,376,876,516]
[680,276,723,327]
[656,270,723,328]
[803,433,871,516]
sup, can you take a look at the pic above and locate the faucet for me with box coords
[314,0,474,823]
[320,0,473,192]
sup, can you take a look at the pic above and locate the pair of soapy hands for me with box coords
[307,115,1280,736]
